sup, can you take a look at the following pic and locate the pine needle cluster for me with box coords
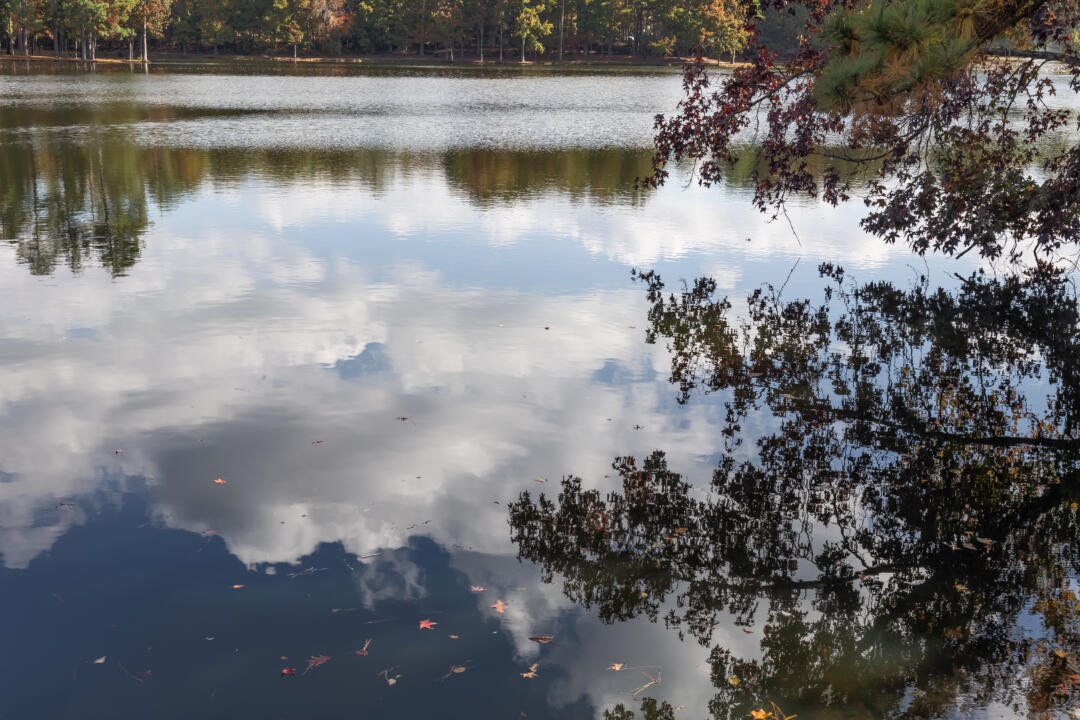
[814,0,1012,112]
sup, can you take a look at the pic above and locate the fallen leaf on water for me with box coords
[727,675,740,687]
[490,600,508,613]
[779,611,792,617]
[93,656,106,664]
[442,663,471,679]
[521,663,539,678]
[954,584,968,591]
[114,449,123,455]
[769,702,798,720]
[202,530,218,535]
[419,619,438,630]
[673,528,688,534]
[534,477,547,483]
[529,636,553,644]
[355,639,372,656]
[378,666,401,686]
[311,440,324,444]
[976,537,994,546]
[1053,648,1068,659]
[213,478,226,485]
[280,667,296,677]
[750,710,772,720]
[632,670,661,696]
[231,584,245,589]
[448,635,460,639]
[608,663,625,671]
[470,585,486,592]
[741,628,754,634]
[303,655,331,675]
[961,542,977,551]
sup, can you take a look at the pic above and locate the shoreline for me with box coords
[0,51,748,69]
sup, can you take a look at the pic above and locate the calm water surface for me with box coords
[1,64,1078,720]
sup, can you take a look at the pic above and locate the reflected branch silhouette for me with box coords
[510,265,1080,719]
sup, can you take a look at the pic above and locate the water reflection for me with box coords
[0,138,659,276]
[510,266,1080,719]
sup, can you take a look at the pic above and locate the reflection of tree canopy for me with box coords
[509,266,1080,719]
[1,141,151,276]
[0,128,659,277]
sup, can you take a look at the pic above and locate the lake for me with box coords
[1,62,1078,720]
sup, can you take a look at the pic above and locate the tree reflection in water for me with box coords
[509,264,1080,719]
[0,134,654,278]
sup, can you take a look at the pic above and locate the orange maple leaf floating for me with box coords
[231,584,245,589]
[419,619,438,630]
[520,663,539,679]
[213,478,226,485]
[490,600,508,613]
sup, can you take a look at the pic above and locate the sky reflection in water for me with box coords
[4,65,1069,720]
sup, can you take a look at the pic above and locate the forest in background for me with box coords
[0,0,804,63]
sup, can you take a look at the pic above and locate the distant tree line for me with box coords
[0,0,808,61]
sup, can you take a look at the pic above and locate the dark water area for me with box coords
[1,64,1079,720]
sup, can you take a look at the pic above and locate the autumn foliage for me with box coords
[649,0,1080,263]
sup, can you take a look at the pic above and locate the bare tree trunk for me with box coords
[128,38,133,59]
[498,20,503,62]
[293,42,298,59]
[477,23,483,60]
[80,27,87,60]
[141,20,148,61]
[418,0,426,55]
[557,0,564,61]
[520,34,524,62]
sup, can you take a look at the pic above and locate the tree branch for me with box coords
[985,48,1080,68]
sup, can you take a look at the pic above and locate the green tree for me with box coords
[512,0,550,60]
